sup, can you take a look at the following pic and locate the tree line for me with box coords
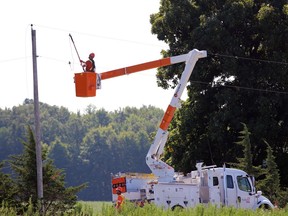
[0,99,164,201]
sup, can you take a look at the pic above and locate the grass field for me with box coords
[77,201,288,216]
[76,201,112,213]
[1,201,287,215]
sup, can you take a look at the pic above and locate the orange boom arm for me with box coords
[100,58,171,80]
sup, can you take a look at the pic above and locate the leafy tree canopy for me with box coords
[151,0,288,188]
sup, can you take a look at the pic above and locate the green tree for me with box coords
[257,140,280,206]
[278,188,288,208]
[0,162,17,206]
[151,0,288,187]
[232,123,262,177]
[48,138,71,171]
[9,126,86,214]
[80,125,117,200]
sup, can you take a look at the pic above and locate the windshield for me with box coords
[237,176,252,192]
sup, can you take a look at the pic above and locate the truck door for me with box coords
[225,174,238,207]
[236,175,255,209]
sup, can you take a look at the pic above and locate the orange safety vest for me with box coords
[116,194,125,209]
[85,59,95,72]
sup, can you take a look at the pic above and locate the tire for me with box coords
[258,204,272,210]
[172,205,184,211]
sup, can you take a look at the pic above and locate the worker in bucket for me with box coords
[115,187,125,210]
[81,53,96,72]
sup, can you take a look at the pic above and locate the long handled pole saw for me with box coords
[69,34,85,72]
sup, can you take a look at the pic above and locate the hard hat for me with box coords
[116,187,121,192]
[89,53,95,58]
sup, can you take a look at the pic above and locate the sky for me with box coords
[0,0,187,113]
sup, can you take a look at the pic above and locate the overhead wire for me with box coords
[1,24,287,66]
[190,80,288,95]
[2,52,288,72]
[0,56,30,63]
[37,55,69,64]
[33,24,167,48]
[204,52,288,95]
[209,52,288,66]
[2,57,288,95]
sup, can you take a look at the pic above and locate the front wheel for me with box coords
[171,205,184,211]
[258,204,272,210]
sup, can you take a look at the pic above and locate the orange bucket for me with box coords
[74,72,96,97]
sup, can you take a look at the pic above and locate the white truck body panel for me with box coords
[154,182,199,209]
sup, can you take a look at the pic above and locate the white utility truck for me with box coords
[76,49,274,210]
[111,162,273,210]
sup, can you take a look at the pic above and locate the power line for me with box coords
[34,24,167,48]
[0,55,70,65]
[0,56,30,63]
[190,80,288,95]
[2,51,288,67]
[1,58,287,95]
[209,52,288,66]
[38,56,69,64]
[1,25,287,66]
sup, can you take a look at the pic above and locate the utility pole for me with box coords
[31,25,44,205]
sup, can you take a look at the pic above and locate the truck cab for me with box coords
[220,167,273,209]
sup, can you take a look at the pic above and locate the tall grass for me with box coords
[1,201,288,215]
[78,201,288,216]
